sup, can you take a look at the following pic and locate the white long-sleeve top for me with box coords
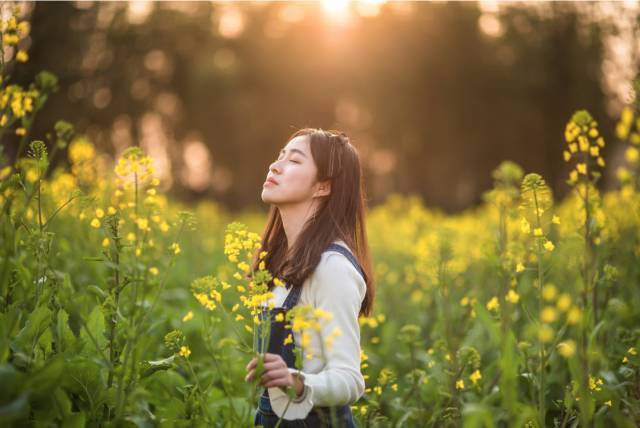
[263,239,366,420]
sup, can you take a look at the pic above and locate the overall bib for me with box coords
[253,243,364,428]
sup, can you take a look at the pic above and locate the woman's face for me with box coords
[261,135,329,206]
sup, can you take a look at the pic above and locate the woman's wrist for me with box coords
[292,372,304,397]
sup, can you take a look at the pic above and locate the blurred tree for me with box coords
[4,1,634,212]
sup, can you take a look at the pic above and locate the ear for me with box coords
[313,180,331,198]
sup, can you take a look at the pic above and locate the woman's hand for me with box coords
[245,353,304,397]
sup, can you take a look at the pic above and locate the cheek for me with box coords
[286,165,315,188]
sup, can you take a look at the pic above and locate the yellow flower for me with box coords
[149,266,159,276]
[106,206,116,215]
[552,215,560,225]
[557,340,576,358]
[455,379,465,390]
[179,345,191,358]
[542,284,557,301]
[90,218,101,228]
[505,289,520,304]
[541,306,558,323]
[137,218,149,231]
[628,347,637,356]
[578,136,589,152]
[15,127,26,136]
[101,237,110,248]
[588,375,603,392]
[127,232,136,242]
[169,242,181,255]
[237,261,250,273]
[182,311,193,322]
[589,146,599,157]
[597,157,605,167]
[486,296,499,312]
[273,277,285,287]
[604,400,612,407]
[625,147,639,163]
[538,325,554,343]
[235,314,244,321]
[520,218,530,234]
[470,369,482,385]
[567,307,582,325]
[557,293,571,311]
[274,313,284,322]
[544,240,555,252]
[533,227,543,237]
[569,170,578,183]
[516,262,525,273]
[95,208,105,218]
[563,150,571,161]
[283,333,293,345]
[576,163,587,175]
[16,50,28,62]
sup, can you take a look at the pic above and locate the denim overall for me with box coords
[253,243,364,428]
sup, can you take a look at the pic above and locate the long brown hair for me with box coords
[253,128,375,317]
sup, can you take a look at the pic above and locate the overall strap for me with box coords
[281,243,364,309]
[325,243,365,278]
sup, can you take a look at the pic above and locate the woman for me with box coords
[245,128,376,427]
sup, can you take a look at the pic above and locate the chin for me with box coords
[261,190,277,204]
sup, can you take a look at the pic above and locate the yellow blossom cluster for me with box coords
[564,110,606,185]
[223,221,262,263]
[621,346,637,364]
[286,305,339,361]
[1,10,30,60]
[68,137,96,184]
[615,105,640,188]
[191,276,224,311]
[537,285,582,344]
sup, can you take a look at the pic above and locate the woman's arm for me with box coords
[268,252,366,418]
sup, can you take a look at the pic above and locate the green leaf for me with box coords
[23,355,65,402]
[56,309,76,353]
[139,355,176,379]
[0,392,29,425]
[86,285,107,300]
[0,307,22,363]
[61,412,86,428]
[12,306,52,358]
[80,306,107,355]
[0,364,25,401]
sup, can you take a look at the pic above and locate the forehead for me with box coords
[283,135,310,152]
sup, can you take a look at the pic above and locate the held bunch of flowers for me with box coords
[188,221,343,423]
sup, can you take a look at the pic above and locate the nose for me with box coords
[269,161,281,174]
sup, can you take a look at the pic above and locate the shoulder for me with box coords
[309,242,366,303]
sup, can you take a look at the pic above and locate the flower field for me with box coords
[2,5,640,428]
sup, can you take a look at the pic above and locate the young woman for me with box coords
[245,128,376,427]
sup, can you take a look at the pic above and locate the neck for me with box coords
[278,199,320,252]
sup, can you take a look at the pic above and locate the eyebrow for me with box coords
[279,148,307,158]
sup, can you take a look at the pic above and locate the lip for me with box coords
[264,177,279,186]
